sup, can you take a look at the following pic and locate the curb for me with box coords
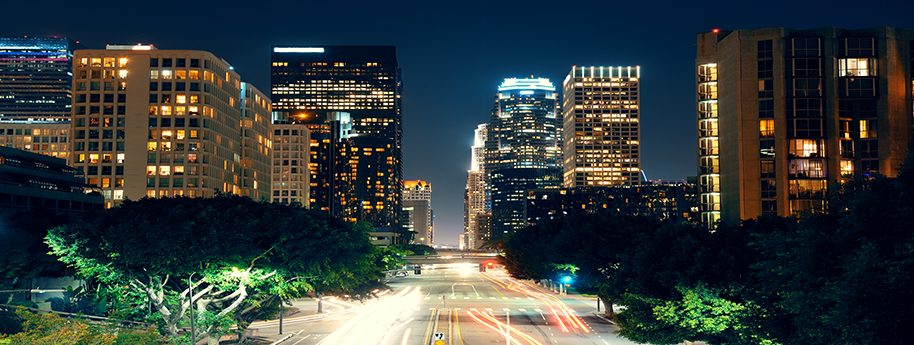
[591,311,616,325]
[268,334,293,345]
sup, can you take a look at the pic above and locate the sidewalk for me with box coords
[244,297,344,344]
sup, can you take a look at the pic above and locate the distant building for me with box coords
[0,146,103,214]
[696,27,914,227]
[464,123,487,249]
[270,123,310,205]
[0,36,84,122]
[525,179,699,226]
[402,180,432,246]
[0,121,70,160]
[562,66,642,187]
[485,78,562,237]
[474,212,492,247]
[271,45,402,229]
[69,45,271,207]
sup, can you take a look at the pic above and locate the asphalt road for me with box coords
[250,264,641,345]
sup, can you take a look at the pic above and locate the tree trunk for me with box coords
[601,296,615,319]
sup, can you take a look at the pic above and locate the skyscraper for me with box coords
[562,66,641,188]
[1,37,84,160]
[69,45,272,207]
[696,27,914,227]
[485,78,562,236]
[465,123,487,248]
[402,180,432,246]
[1,37,84,122]
[271,46,402,229]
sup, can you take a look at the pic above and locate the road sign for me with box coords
[435,341,445,345]
[434,332,445,340]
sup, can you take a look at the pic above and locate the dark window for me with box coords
[149,94,158,103]
[161,83,172,91]
[840,78,877,98]
[90,94,100,102]
[761,180,776,198]
[757,40,773,58]
[762,200,777,216]
[88,166,98,175]
[791,58,821,77]
[789,78,822,97]
[190,83,200,91]
[102,166,112,175]
[147,178,155,187]
[150,58,158,68]
[190,59,200,68]
[149,118,157,127]
[103,106,113,115]
[759,100,774,118]
[760,139,775,158]
[149,82,158,91]
[758,60,773,78]
[117,94,126,103]
[175,118,185,127]
[758,79,773,98]
[90,106,100,115]
[861,140,878,158]
[88,142,99,151]
[788,38,821,57]
[189,119,199,127]
[175,82,186,91]
[176,58,186,67]
[76,94,86,103]
[162,58,172,67]
[840,37,876,57]
[161,118,171,127]
[104,94,114,103]
[117,142,125,151]
[116,166,124,175]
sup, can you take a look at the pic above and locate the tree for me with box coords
[47,195,384,344]
[0,307,166,344]
[0,207,72,293]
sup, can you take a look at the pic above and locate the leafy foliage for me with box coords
[0,207,72,288]
[0,308,166,344]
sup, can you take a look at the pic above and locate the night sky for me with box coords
[6,0,913,246]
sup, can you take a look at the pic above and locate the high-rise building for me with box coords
[562,66,641,187]
[402,180,432,246]
[464,123,487,248]
[696,27,914,227]
[1,37,84,122]
[270,123,310,205]
[70,45,272,207]
[485,78,563,236]
[271,46,402,229]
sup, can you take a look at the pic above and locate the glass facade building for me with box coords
[485,78,563,236]
[0,37,84,122]
[271,46,402,229]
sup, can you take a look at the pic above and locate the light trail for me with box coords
[477,310,546,345]
[465,310,525,345]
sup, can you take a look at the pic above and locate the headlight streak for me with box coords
[465,310,525,345]
[318,287,422,345]
[378,317,414,345]
[484,270,591,334]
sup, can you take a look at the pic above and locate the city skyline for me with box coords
[4,0,913,245]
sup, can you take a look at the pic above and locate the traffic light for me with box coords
[414,268,421,275]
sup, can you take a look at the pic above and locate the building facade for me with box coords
[271,123,310,205]
[485,78,563,237]
[464,123,487,249]
[562,66,642,187]
[0,146,103,214]
[0,122,70,160]
[1,37,84,122]
[525,180,699,226]
[271,46,402,229]
[70,45,271,207]
[402,180,432,246]
[696,27,914,226]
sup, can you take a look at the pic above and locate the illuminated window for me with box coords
[176,70,186,79]
[788,139,825,158]
[859,119,877,138]
[118,70,127,79]
[176,106,185,115]
[117,153,125,163]
[147,142,157,151]
[89,154,99,163]
[147,166,156,175]
[840,159,854,177]
[162,70,172,79]
[159,166,171,175]
[176,95,186,104]
[91,58,102,67]
[161,106,172,116]
[839,58,874,77]
[189,70,200,79]
[759,119,774,137]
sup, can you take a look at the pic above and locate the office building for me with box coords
[485,78,562,236]
[696,27,914,226]
[1,37,84,122]
[271,122,310,205]
[464,123,487,249]
[402,180,432,246]
[562,66,642,187]
[0,122,70,160]
[525,180,699,226]
[271,46,402,229]
[70,45,272,207]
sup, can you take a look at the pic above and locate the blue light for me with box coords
[562,276,572,283]
[520,90,534,95]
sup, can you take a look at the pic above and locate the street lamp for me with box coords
[188,273,198,345]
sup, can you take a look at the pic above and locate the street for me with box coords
[250,264,641,345]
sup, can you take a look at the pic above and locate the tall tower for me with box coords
[70,45,272,208]
[0,36,84,122]
[271,46,402,229]
[465,123,487,248]
[696,27,914,227]
[402,180,432,246]
[485,78,562,236]
[562,66,641,188]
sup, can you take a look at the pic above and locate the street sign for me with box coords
[435,341,445,345]
[434,332,445,340]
